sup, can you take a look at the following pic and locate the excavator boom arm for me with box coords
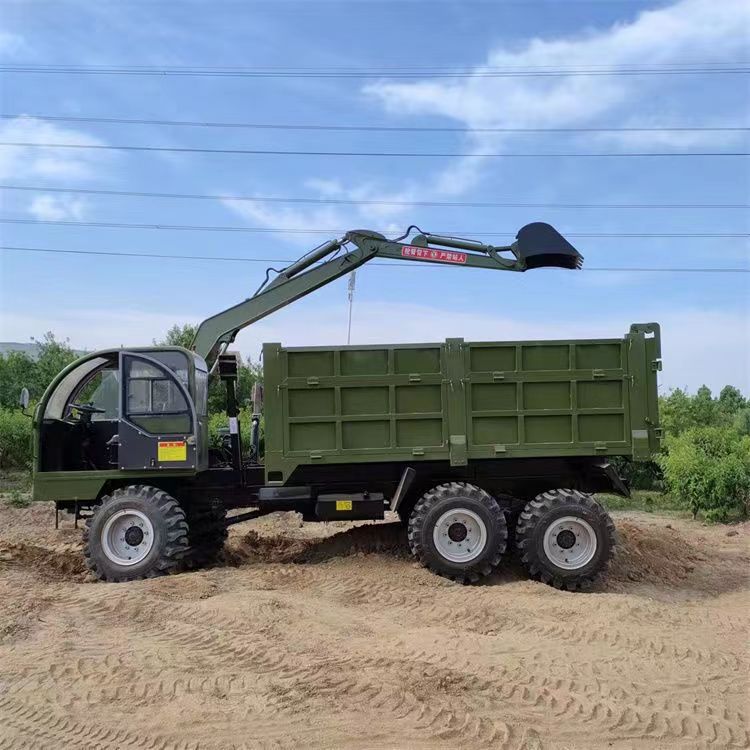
[191,222,582,366]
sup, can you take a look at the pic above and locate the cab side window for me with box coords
[70,367,119,420]
[127,361,188,414]
[125,358,191,434]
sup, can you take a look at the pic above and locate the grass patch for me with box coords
[0,470,32,508]
[598,490,684,514]
[0,470,32,493]
[6,489,30,508]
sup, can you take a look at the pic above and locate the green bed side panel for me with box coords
[262,324,661,482]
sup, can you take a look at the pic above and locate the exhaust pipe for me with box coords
[515,222,583,270]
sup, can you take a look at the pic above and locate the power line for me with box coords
[1,142,746,158]
[2,184,746,210]
[1,245,747,272]
[5,113,747,134]
[3,217,747,239]
[1,64,748,78]
[4,60,745,73]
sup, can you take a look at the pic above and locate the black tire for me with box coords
[515,489,616,591]
[407,482,508,584]
[184,498,228,569]
[84,485,189,582]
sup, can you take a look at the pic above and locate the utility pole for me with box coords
[347,271,356,345]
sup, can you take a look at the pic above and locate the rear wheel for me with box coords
[184,498,228,568]
[408,482,507,584]
[84,485,189,582]
[515,489,616,591]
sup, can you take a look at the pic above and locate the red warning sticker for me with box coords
[401,246,468,264]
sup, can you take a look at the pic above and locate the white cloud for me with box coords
[0,116,113,182]
[3,302,747,393]
[28,194,88,221]
[367,0,748,129]
[364,0,749,190]
[221,178,416,245]
[221,198,350,246]
[225,0,750,240]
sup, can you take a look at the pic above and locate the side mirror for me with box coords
[19,387,30,410]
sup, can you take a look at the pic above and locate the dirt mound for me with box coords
[227,517,718,590]
[0,540,88,581]
[224,521,410,566]
[606,521,709,586]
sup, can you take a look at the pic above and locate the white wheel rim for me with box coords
[101,509,155,566]
[433,508,488,563]
[542,515,598,570]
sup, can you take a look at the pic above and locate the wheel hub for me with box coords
[100,509,155,566]
[124,526,144,546]
[433,508,488,563]
[447,522,468,542]
[542,516,598,570]
[556,529,576,549]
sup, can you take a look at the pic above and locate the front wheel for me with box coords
[408,482,508,584]
[515,489,616,591]
[84,485,189,582]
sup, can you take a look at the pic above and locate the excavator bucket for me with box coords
[515,222,583,270]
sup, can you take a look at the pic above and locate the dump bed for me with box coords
[262,323,661,483]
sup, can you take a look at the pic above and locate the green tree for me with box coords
[734,408,750,436]
[659,388,694,437]
[658,426,750,522]
[155,323,197,349]
[690,385,723,428]
[32,332,78,397]
[718,385,746,415]
[0,333,79,408]
[0,350,35,408]
[659,385,744,437]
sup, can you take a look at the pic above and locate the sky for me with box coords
[0,0,748,394]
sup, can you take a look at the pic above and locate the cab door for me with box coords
[118,352,197,471]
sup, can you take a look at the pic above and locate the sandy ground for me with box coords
[0,500,748,750]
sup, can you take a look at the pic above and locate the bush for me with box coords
[0,333,79,409]
[0,408,33,470]
[734,407,750,436]
[658,426,750,522]
[611,456,662,490]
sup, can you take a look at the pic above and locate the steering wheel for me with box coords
[70,403,106,415]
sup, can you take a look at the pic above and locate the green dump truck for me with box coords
[28,224,661,588]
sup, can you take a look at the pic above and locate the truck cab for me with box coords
[33,347,209,503]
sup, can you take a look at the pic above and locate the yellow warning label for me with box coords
[335,500,352,511]
[158,441,187,462]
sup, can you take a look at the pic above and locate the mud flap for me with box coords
[599,462,630,497]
